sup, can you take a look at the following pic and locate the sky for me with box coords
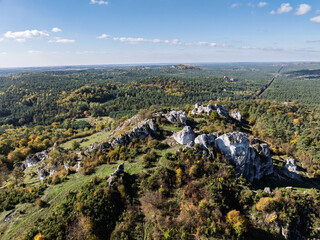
[1,0,320,67]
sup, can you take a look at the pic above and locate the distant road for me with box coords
[252,67,283,99]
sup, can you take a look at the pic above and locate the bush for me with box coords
[71,141,80,150]
[35,198,46,208]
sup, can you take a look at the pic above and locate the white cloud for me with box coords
[97,34,110,39]
[28,50,43,54]
[241,46,283,51]
[310,16,320,23]
[4,29,49,39]
[258,2,268,7]
[49,37,75,43]
[185,41,217,47]
[112,37,181,45]
[295,4,311,15]
[76,51,95,54]
[0,38,4,42]
[0,52,7,55]
[270,3,292,14]
[52,27,62,33]
[231,3,240,8]
[316,10,320,14]
[110,35,228,48]
[90,0,108,5]
[15,38,26,43]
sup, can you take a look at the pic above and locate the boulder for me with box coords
[215,132,273,182]
[164,110,187,125]
[194,134,216,149]
[25,150,49,168]
[173,126,196,145]
[214,104,230,119]
[230,111,242,121]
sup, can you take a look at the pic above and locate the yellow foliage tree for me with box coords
[256,197,276,212]
[34,233,45,240]
[176,168,183,184]
[226,210,248,236]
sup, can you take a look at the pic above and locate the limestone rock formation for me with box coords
[214,104,230,119]
[215,132,273,182]
[191,104,213,115]
[25,150,49,168]
[165,110,187,125]
[230,111,242,121]
[108,163,125,185]
[283,159,302,180]
[194,134,216,149]
[173,126,196,145]
[109,118,158,147]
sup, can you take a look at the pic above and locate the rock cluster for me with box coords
[215,132,273,182]
[25,150,49,168]
[13,150,50,172]
[164,110,187,125]
[173,126,196,146]
[190,103,230,119]
[191,104,213,115]
[108,163,125,185]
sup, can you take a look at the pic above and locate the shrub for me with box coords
[71,141,80,150]
[35,198,46,208]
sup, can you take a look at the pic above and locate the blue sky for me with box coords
[0,0,320,67]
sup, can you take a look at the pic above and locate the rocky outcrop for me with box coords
[283,159,302,181]
[230,111,241,121]
[215,132,273,182]
[190,103,230,119]
[25,150,49,168]
[191,104,214,115]
[214,104,230,119]
[86,142,110,154]
[194,134,216,149]
[108,163,125,185]
[109,119,158,147]
[165,110,187,125]
[173,126,196,145]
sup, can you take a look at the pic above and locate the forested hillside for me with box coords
[0,63,319,240]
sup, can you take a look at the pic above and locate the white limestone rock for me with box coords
[215,132,273,182]
[230,111,242,121]
[173,126,196,145]
[165,110,187,125]
[191,104,213,115]
[194,134,216,149]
